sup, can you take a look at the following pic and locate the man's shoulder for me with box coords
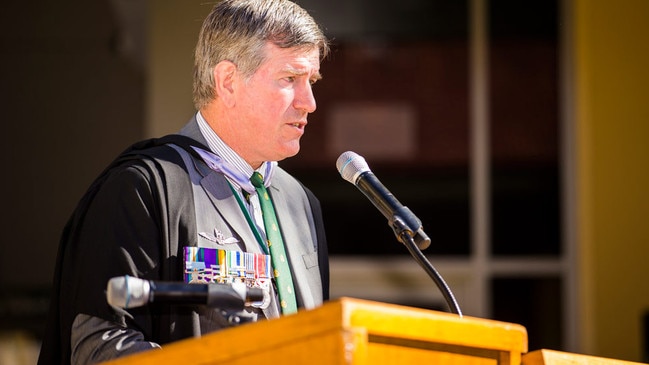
[106,134,208,174]
[272,166,300,186]
[91,135,206,192]
[272,166,320,202]
[123,134,207,159]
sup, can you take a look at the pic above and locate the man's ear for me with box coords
[213,60,237,107]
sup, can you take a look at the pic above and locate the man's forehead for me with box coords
[262,42,320,61]
[261,45,320,72]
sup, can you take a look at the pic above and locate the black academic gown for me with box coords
[37,135,329,365]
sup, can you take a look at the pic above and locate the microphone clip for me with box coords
[389,206,431,250]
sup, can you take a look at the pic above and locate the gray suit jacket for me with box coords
[176,118,324,320]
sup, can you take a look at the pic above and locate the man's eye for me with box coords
[284,76,295,83]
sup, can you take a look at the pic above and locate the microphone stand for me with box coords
[391,216,463,317]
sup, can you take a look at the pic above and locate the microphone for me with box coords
[336,151,431,250]
[106,276,265,310]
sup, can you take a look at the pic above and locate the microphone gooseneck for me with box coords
[336,151,462,317]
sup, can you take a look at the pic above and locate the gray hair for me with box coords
[193,0,330,110]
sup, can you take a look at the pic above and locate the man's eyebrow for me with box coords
[285,66,322,81]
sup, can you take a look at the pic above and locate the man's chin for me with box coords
[278,143,301,161]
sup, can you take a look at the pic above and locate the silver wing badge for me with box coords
[199,228,240,245]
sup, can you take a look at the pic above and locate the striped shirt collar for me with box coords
[195,111,276,193]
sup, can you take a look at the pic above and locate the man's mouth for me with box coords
[291,121,307,129]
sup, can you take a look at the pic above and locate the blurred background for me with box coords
[1,0,648,364]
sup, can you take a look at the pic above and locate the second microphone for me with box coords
[336,151,431,250]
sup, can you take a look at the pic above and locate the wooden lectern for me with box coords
[523,349,648,365]
[100,297,528,365]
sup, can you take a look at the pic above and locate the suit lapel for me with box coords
[198,172,262,254]
[178,117,259,253]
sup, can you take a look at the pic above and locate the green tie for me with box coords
[250,172,298,314]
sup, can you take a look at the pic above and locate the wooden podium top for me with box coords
[101,297,528,365]
[523,349,648,365]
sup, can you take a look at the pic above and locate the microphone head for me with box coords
[107,276,150,309]
[336,151,371,184]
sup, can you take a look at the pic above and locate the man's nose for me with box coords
[294,82,317,113]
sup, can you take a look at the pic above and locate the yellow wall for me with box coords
[574,0,649,361]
